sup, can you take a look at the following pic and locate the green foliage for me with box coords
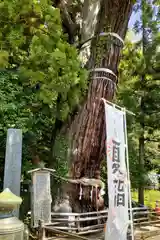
[117,38,160,188]
[0,0,87,120]
[52,134,69,178]
[0,0,87,185]
[116,1,160,191]
[0,70,54,182]
[132,190,160,209]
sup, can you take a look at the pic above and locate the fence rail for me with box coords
[28,207,160,239]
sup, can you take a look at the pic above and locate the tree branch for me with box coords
[54,0,80,44]
[145,138,160,143]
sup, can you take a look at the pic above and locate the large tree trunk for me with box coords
[69,0,133,212]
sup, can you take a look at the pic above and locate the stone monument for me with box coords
[3,129,22,217]
[28,168,55,228]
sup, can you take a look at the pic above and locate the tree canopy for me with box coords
[117,0,160,190]
[0,0,87,186]
[0,0,159,203]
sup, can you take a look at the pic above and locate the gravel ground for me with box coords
[147,236,160,240]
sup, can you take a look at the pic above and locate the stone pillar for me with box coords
[3,129,22,217]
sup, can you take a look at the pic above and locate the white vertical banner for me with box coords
[104,102,129,240]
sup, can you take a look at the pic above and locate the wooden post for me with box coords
[77,215,80,233]
[38,220,45,240]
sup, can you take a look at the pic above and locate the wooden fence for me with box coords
[27,207,160,239]
[50,210,107,235]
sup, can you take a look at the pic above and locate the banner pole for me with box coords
[123,109,134,240]
[101,98,135,116]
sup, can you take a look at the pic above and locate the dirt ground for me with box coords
[147,236,160,240]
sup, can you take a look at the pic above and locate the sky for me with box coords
[129,10,141,28]
[128,10,141,42]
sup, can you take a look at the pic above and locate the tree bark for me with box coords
[69,0,133,212]
[138,137,145,205]
[138,76,145,206]
[138,0,147,205]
